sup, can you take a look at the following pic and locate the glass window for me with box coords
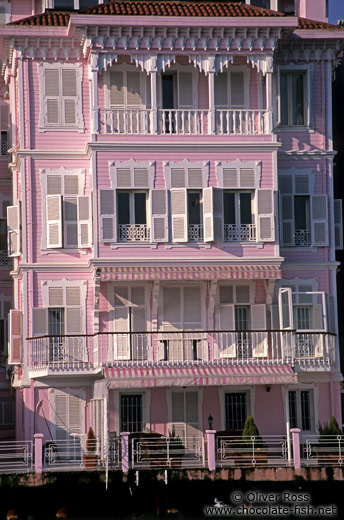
[280,72,306,126]
[225,393,247,431]
[224,193,236,225]
[188,192,202,225]
[121,394,143,433]
[240,193,252,225]
[288,390,312,431]
[250,0,270,9]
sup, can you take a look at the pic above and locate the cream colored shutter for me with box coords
[203,187,224,242]
[45,69,60,125]
[66,287,82,335]
[171,188,188,243]
[184,287,201,329]
[62,69,77,125]
[126,72,142,107]
[32,308,48,336]
[334,199,343,250]
[163,287,181,331]
[113,307,130,359]
[230,72,245,108]
[171,392,186,439]
[133,168,149,188]
[55,393,68,441]
[8,310,22,364]
[78,196,92,248]
[222,168,239,188]
[239,168,255,189]
[281,195,294,246]
[185,392,200,444]
[110,71,124,106]
[47,195,62,248]
[170,168,186,188]
[187,168,203,188]
[257,190,274,242]
[7,205,20,257]
[178,72,193,108]
[271,305,280,329]
[311,195,328,246]
[251,304,268,357]
[219,303,235,357]
[151,190,168,242]
[100,190,116,241]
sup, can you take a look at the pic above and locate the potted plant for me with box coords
[240,416,268,464]
[83,427,98,469]
[315,415,342,463]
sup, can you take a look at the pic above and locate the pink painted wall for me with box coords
[202,387,221,431]
[298,0,327,22]
[255,385,285,435]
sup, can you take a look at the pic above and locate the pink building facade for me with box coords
[0,0,343,469]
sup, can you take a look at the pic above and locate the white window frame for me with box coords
[214,65,249,109]
[278,65,312,129]
[38,62,84,132]
[40,167,90,251]
[117,190,149,225]
[106,63,151,110]
[218,386,254,431]
[216,283,254,329]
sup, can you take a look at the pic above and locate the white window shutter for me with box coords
[170,168,186,188]
[126,71,142,107]
[334,199,343,250]
[171,188,188,243]
[45,69,60,125]
[32,308,48,336]
[110,71,124,106]
[151,190,168,242]
[171,392,186,439]
[69,395,83,436]
[100,190,116,242]
[78,196,92,248]
[278,288,294,330]
[203,187,224,242]
[251,304,268,357]
[54,393,68,441]
[133,168,149,188]
[185,392,200,441]
[66,308,82,335]
[184,287,201,329]
[222,168,239,188]
[116,168,132,188]
[281,195,294,246]
[63,197,78,248]
[46,195,62,248]
[257,189,274,242]
[8,310,22,365]
[187,168,203,188]
[62,69,77,125]
[163,287,181,331]
[178,72,194,108]
[113,307,130,359]
[311,195,328,246]
[7,205,21,257]
[219,304,236,357]
[239,168,255,189]
[271,305,280,330]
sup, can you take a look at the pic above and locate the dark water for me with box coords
[0,473,342,520]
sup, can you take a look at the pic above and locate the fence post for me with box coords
[291,428,301,469]
[34,433,44,474]
[120,432,130,474]
[206,430,216,471]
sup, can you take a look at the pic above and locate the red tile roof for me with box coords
[11,0,343,31]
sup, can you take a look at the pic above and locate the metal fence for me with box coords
[0,441,33,472]
[216,435,290,467]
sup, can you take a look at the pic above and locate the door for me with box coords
[171,391,201,456]
[120,394,143,433]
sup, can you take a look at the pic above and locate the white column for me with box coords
[150,71,157,134]
[208,71,215,134]
[89,54,99,134]
[265,72,273,133]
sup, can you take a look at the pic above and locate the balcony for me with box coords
[224,224,256,242]
[294,229,311,247]
[27,330,336,374]
[0,250,10,266]
[188,224,203,242]
[117,224,150,242]
[97,109,272,136]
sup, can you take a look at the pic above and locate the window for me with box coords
[117,191,149,242]
[39,63,83,131]
[250,0,270,8]
[159,71,197,134]
[0,400,14,426]
[213,161,274,243]
[0,2,10,24]
[0,104,9,157]
[277,0,295,14]
[43,170,91,249]
[112,286,147,360]
[280,173,328,247]
[224,192,255,241]
[48,1,100,10]
[171,391,201,446]
[51,389,85,443]
[215,70,245,109]
[121,394,143,433]
[289,390,312,431]
[225,393,248,431]
[280,71,306,126]
[0,300,10,368]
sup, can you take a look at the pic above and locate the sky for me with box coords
[329,0,344,24]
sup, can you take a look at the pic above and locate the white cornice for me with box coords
[278,150,337,159]
[90,257,284,268]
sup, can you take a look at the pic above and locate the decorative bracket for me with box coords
[131,54,176,73]
[247,55,273,75]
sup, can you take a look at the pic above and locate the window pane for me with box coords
[225,393,247,431]
[162,75,174,109]
[54,0,74,8]
[121,394,142,433]
[294,196,309,230]
[240,193,252,225]
[251,0,270,7]
[224,192,236,224]
[300,391,311,430]
[134,193,146,225]
[48,308,64,336]
[0,219,6,249]
[292,74,305,126]
[79,0,97,8]
[296,306,311,330]
[280,74,288,125]
[187,192,201,225]
[117,193,130,225]
[288,391,298,429]
[235,306,250,330]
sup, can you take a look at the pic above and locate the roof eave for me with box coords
[294,29,344,39]
[0,26,68,37]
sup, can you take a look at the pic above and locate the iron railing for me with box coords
[216,435,290,467]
